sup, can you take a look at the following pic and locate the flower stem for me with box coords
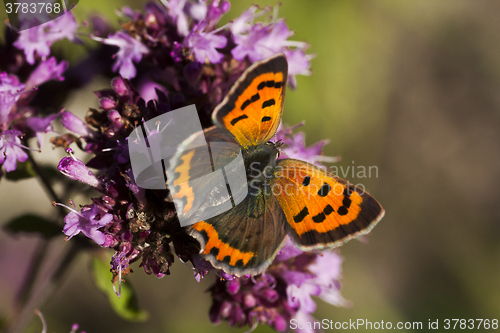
[6,148,79,333]
[26,148,66,218]
[9,239,49,321]
[6,241,82,333]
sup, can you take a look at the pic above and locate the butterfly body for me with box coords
[244,142,279,184]
[170,54,385,276]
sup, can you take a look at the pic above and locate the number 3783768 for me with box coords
[444,319,498,330]
[6,2,62,14]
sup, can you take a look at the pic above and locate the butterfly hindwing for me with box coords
[271,159,385,250]
[213,54,288,148]
[189,187,287,277]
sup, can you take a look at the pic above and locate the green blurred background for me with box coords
[1,0,500,332]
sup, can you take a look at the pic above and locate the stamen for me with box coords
[282,40,309,48]
[254,6,271,20]
[314,155,341,163]
[66,147,76,160]
[212,22,231,34]
[272,3,281,22]
[177,257,195,270]
[34,309,47,333]
[243,320,259,333]
[159,118,173,133]
[13,140,41,153]
[112,260,122,298]
[52,200,82,216]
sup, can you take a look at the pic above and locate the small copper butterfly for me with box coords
[169,54,385,276]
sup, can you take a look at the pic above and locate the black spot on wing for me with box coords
[337,186,351,216]
[251,93,260,102]
[262,99,276,109]
[241,100,251,111]
[231,114,248,125]
[312,212,326,223]
[318,183,331,197]
[337,206,348,216]
[294,206,309,223]
[302,176,310,186]
[222,255,232,265]
[258,80,280,90]
[324,204,334,215]
[342,197,352,209]
[261,116,272,122]
[234,259,244,268]
[210,247,219,257]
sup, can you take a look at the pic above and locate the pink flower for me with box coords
[26,57,68,89]
[25,113,60,149]
[0,130,31,172]
[14,12,78,65]
[54,201,113,246]
[93,32,149,79]
[276,123,339,166]
[184,22,227,63]
[232,20,292,63]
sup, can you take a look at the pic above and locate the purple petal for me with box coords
[61,111,92,137]
[0,130,29,172]
[26,57,68,88]
[101,31,149,79]
[184,23,227,64]
[58,156,99,187]
[25,113,59,133]
[0,73,25,130]
[85,228,107,245]
[13,12,78,65]
[63,211,83,239]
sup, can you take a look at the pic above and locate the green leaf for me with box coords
[91,256,149,322]
[4,214,61,239]
[5,160,37,181]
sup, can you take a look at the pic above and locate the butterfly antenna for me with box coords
[277,146,288,158]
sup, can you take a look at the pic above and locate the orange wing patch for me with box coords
[172,150,195,214]
[272,159,384,250]
[221,72,284,146]
[213,54,288,147]
[191,221,255,266]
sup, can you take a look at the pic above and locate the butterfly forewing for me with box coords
[213,54,288,148]
[271,159,385,250]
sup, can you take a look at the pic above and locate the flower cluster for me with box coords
[0,11,76,175]
[209,239,347,332]
[4,1,346,332]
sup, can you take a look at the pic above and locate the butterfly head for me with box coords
[244,143,279,183]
